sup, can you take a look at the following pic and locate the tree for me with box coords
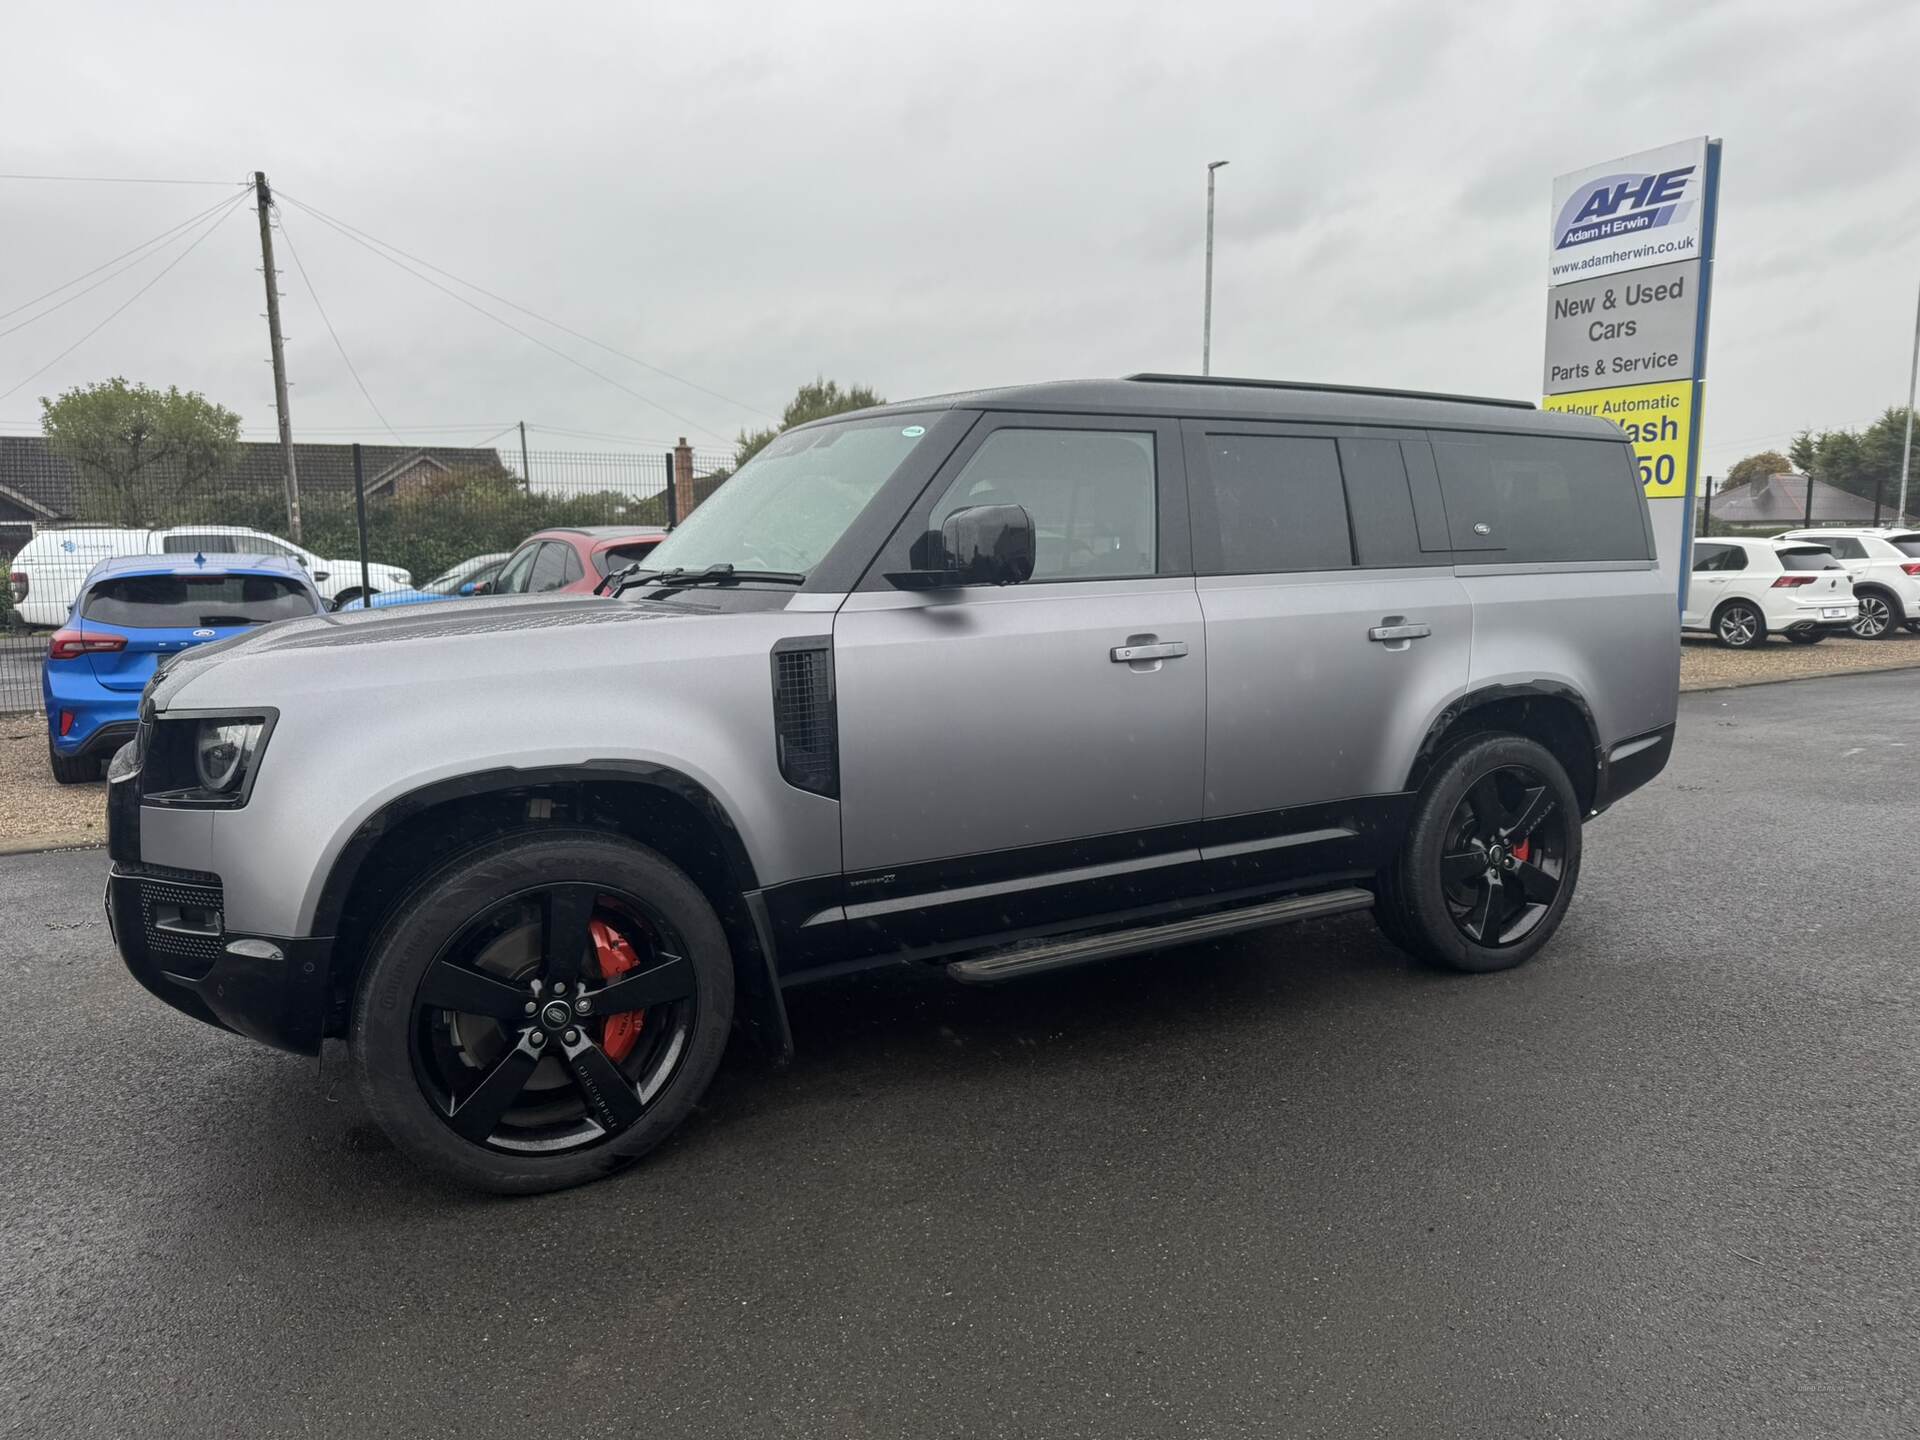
[41,378,242,525]
[1789,409,1917,512]
[1788,430,1816,473]
[736,378,885,466]
[1721,449,1792,492]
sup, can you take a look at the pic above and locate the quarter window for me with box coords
[930,429,1156,581]
[1191,435,1352,574]
[1432,435,1650,564]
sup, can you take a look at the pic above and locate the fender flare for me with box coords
[1408,681,1604,807]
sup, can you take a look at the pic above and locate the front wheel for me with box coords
[352,829,734,1194]
[1851,592,1896,639]
[1374,735,1583,974]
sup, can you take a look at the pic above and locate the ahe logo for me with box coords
[1554,166,1695,250]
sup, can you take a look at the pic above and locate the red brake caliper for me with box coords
[1511,837,1531,863]
[588,917,646,1062]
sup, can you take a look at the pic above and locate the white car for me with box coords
[1684,538,1859,648]
[8,524,411,626]
[1773,528,1920,639]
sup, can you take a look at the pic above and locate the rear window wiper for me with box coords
[612,563,805,595]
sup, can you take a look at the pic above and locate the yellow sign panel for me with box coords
[1542,379,1693,499]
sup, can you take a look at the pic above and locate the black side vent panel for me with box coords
[771,637,838,798]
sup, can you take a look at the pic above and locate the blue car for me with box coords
[42,553,325,784]
[339,552,508,610]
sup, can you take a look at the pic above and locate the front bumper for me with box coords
[105,864,333,1055]
[106,755,333,1056]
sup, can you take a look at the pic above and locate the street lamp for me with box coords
[1203,160,1230,375]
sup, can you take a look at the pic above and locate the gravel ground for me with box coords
[0,725,105,852]
[1679,626,1920,690]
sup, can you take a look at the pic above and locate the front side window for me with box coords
[492,544,540,595]
[1822,535,1866,560]
[930,428,1156,581]
[1191,434,1351,575]
[641,413,939,578]
[528,542,573,592]
[82,574,318,627]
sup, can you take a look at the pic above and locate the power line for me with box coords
[0,190,250,404]
[273,203,399,442]
[275,190,775,422]
[0,191,243,333]
[0,174,250,187]
[276,195,732,444]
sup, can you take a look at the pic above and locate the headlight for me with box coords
[142,712,275,806]
[195,720,263,793]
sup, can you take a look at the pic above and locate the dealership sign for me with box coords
[1549,137,1708,285]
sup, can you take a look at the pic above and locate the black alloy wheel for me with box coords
[411,885,697,1153]
[1437,765,1569,949]
[353,829,733,1193]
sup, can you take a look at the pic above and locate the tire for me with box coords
[1374,735,1583,974]
[1786,630,1824,645]
[352,828,734,1194]
[47,742,99,785]
[1905,621,1920,636]
[1714,601,1765,649]
[1850,591,1897,640]
[330,589,361,612]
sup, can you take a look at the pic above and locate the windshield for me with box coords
[82,574,319,627]
[423,555,505,593]
[1778,547,1843,571]
[639,413,939,579]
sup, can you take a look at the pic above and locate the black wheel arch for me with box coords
[1407,683,1603,816]
[313,762,791,1062]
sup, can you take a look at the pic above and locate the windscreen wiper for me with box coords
[613,563,805,595]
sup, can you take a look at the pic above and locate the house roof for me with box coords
[0,436,506,521]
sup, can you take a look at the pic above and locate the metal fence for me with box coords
[1696,472,1919,537]
[1,437,734,716]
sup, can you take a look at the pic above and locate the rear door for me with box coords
[1183,422,1471,890]
[834,414,1206,952]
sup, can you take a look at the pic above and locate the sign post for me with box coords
[1541,137,1720,613]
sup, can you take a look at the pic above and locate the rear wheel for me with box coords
[1851,592,1897,639]
[47,742,99,785]
[1786,629,1824,645]
[1715,601,1764,649]
[1375,735,1582,974]
[352,829,734,1194]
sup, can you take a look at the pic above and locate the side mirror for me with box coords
[886,504,1036,590]
[311,570,330,583]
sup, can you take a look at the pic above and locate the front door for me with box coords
[834,415,1206,955]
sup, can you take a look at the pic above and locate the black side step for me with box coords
[947,887,1374,985]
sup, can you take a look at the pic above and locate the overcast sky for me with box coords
[2,0,1916,478]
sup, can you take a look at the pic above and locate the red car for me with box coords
[477,526,669,598]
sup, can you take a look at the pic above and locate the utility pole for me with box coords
[519,420,533,492]
[1899,281,1918,526]
[1202,160,1229,375]
[254,171,301,542]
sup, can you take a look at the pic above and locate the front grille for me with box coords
[134,871,225,977]
[771,637,837,797]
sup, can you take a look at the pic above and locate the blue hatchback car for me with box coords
[42,553,325,783]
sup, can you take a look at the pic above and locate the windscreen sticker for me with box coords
[901,425,925,437]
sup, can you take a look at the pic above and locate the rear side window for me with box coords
[1432,435,1650,564]
[1692,543,1730,571]
[82,574,317,627]
[593,540,659,576]
[1191,435,1352,574]
[1778,547,1844,572]
[528,542,573,592]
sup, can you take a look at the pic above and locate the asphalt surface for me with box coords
[3,671,1917,1439]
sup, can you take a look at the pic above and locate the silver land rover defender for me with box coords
[105,375,1679,1192]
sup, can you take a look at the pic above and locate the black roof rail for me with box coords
[1123,373,1536,411]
